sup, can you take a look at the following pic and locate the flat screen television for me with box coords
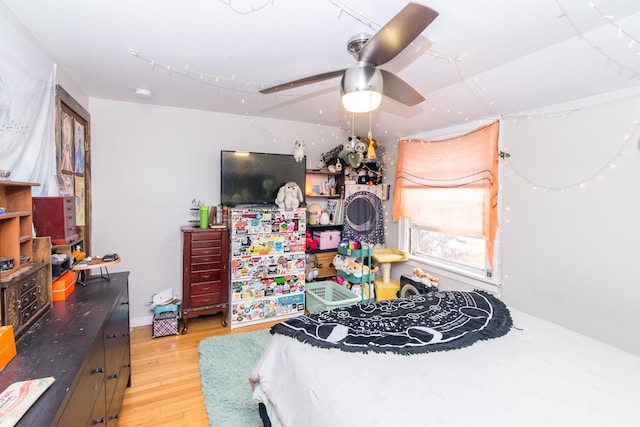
[220,151,306,206]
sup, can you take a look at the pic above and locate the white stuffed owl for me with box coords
[293,140,306,163]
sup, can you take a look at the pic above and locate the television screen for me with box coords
[220,151,306,206]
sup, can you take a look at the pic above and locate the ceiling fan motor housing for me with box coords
[341,64,383,94]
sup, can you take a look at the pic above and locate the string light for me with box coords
[130,1,638,150]
[502,98,640,192]
[216,0,274,15]
[556,0,640,79]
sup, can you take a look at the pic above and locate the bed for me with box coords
[249,290,640,426]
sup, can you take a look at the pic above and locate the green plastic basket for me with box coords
[305,280,361,313]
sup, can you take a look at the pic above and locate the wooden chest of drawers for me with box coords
[181,226,229,333]
[0,261,50,340]
[32,196,79,244]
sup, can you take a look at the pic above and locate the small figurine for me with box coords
[292,140,306,163]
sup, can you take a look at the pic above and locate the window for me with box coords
[393,122,500,277]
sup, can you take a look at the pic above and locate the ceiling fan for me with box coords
[259,3,439,113]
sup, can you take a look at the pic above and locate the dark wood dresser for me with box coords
[0,272,130,426]
[181,226,229,333]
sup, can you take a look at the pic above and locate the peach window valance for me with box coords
[393,122,500,267]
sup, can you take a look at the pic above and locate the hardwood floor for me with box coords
[118,313,276,427]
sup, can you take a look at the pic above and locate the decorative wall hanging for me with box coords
[342,183,385,247]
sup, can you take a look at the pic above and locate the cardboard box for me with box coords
[313,230,341,250]
[53,271,76,301]
[0,326,17,371]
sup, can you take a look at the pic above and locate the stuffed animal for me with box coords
[344,260,378,278]
[305,253,319,282]
[275,181,304,209]
[332,254,352,272]
[338,143,363,169]
[293,140,305,163]
[306,230,319,251]
[413,267,439,284]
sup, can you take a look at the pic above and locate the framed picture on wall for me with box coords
[60,112,74,174]
[75,175,85,226]
[74,118,85,176]
[58,173,74,196]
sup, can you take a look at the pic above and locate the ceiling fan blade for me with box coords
[259,70,345,94]
[380,69,425,106]
[359,3,439,66]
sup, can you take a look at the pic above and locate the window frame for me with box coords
[398,218,501,290]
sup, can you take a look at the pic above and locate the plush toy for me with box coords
[332,254,352,272]
[306,230,319,252]
[338,143,363,169]
[353,139,368,155]
[344,260,378,278]
[316,144,344,169]
[413,267,439,284]
[275,181,304,209]
[293,140,305,163]
[305,253,319,282]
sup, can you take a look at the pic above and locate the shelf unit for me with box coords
[229,206,306,328]
[337,245,375,303]
[51,238,84,280]
[305,168,343,199]
[305,169,345,281]
[0,180,39,278]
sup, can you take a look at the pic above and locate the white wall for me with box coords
[386,90,640,356]
[499,92,640,355]
[89,98,341,326]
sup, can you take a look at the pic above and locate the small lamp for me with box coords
[341,64,383,113]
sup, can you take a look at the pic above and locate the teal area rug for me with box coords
[198,329,272,427]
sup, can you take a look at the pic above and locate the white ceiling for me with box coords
[5,0,640,137]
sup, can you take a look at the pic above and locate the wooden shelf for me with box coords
[0,180,39,278]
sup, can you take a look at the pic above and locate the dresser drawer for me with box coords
[191,231,222,242]
[20,274,38,295]
[20,300,39,326]
[192,246,222,257]
[191,261,221,272]
[192,240,221,250]
[190,269,222,283]
[190,292,224,307]
[191,253,222,264]
[191,281,223,295]
[20,287,38,308]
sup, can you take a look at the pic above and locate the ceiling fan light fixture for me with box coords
[341,65,383,113]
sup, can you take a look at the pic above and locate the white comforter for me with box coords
[250,308,640,427]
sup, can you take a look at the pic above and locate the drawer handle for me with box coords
[92,417,106,425]
[107,333,118,339]
[108,373,119,379]
[202,274,211,279]
[91,367,105,374]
